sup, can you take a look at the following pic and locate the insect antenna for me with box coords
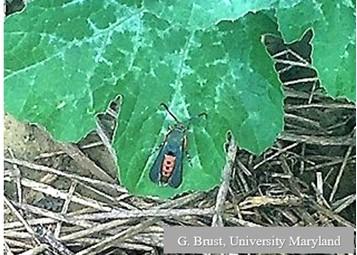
[196,112,208,119]
[160,103,182,123]
[185,111,207,126]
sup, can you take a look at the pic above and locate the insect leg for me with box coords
[182,135,193,166]
[148,127,173,156]
[185,151,193,167]
[148,141,165,157]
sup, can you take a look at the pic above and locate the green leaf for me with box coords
[276,0,356,101]
[113,12,284,198]
[143,0,279,30]
[5,0,132,141]
[5,1,284,198]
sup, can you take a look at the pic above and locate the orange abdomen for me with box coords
[161,154,176,177]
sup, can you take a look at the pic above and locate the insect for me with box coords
[149,103,207,188]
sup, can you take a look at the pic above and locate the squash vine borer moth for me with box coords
[149,103,207,188]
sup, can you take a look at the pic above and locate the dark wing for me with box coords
[167,143,184,188]
[149,144,166,184]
